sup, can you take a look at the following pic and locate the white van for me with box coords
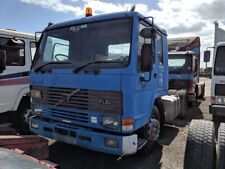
[0,29,35,133]
[209,42,225,118]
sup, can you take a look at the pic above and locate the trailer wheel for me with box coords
[218,123,225,169]
[184,120,215,169]
[140,106,160,155]
[16,98,31,134]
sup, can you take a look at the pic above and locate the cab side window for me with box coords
[0,37,25,66]
[156,34,163,65]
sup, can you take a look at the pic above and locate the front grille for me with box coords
[33,87,122,114]
[169,80,190,90]
[50,108,89,123]
[215,84,225,96]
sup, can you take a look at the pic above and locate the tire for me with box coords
[199,85,205,99]
[140,106,160,155]
[184,120,216,169]
[16,98,31,134]
[168,89,177,96]
[218,123,225,169]
[177,90,188,118]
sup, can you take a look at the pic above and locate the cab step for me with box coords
[137,138,147,150]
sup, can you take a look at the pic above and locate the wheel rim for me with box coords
[148,117,160,141]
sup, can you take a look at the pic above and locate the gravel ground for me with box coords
[48,77,212,169]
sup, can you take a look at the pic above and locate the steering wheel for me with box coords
[54,54,68,61]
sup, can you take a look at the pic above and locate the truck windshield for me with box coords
[168,54,192,73]
[32,18,132,70]
[214,46,225,75]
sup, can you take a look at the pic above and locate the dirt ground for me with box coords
[47,77,212,169]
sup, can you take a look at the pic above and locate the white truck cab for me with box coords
[209,42,225,117]
[0,29,35,133]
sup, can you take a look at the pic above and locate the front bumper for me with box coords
[209,104,225,116]
[30,117,137,155]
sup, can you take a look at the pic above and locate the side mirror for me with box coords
[0,50,6,73]
[141,44,153,72]
[204,50,210,62]
[140,27,156,39]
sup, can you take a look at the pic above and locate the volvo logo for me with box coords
[54,89,80,107]
[99,98,111,105]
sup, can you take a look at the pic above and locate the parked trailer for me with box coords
[24,9,183,155]
[0,123,59,168]
[0,148,59,169]
[0,29,36,133]
[168,37,205,108]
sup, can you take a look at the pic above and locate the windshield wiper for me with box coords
[35,61,71,72]
[73,60,123,73]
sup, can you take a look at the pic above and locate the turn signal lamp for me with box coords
[122,118,134,132]
[85,7,93,17]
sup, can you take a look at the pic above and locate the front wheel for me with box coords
[140,106,160,155]
[16,98,31,134]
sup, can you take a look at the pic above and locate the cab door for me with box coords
[155,34,166,92]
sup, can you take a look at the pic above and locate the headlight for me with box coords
[218,97,222,103]
[31,121,39,129]
[31,89,42,99]
[102,116,119,129]
[217,97,225,104]
[32,104,43,115]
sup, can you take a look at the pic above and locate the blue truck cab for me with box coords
[29,11,168,155]
[168,37,205,104]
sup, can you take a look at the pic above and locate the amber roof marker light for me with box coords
[85,7,93,17]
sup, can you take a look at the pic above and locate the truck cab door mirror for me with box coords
[141,44,153,72]
[0,50,6,73]
[204,50,210,62]
[140,27,156,39]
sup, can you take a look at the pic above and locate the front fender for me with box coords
[12,86,30,111]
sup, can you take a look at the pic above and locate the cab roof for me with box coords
[44,11,167,35]
[0,29,35,40]
[168,36,200,51]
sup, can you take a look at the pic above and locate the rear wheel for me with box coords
[184,120,216,169]
[217,123,225,169]
[140,106,160,155]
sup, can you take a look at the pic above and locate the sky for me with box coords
[0,0,225,67]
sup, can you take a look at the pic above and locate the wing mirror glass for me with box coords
[140,27,156,39]
[204,50,210,62]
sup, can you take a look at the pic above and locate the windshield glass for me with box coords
[214,46,225,75]
[168,54,192,73]
[32,18,132,70]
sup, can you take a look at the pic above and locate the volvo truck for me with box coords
[0,29,35,133]
[168,37,205,107]
[25,10,181,155]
